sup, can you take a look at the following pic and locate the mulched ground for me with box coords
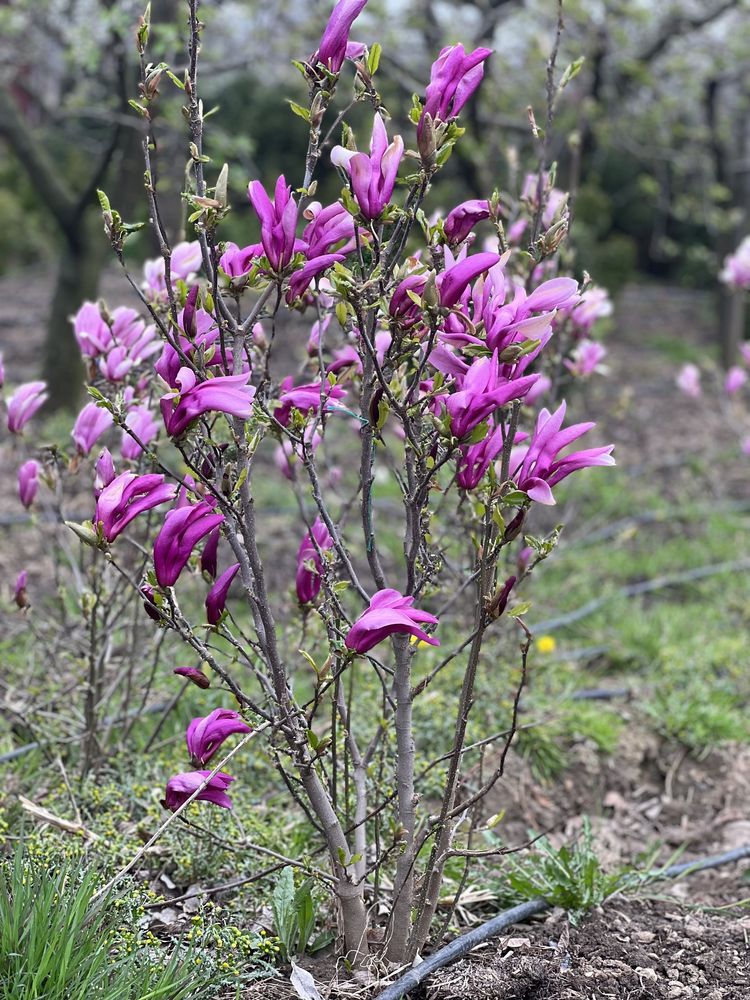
[424,897,750,1000]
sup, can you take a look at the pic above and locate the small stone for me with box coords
[636,967,658,984]
[684,919,704,938]
[634,931,656,943]
[504,937,531,949]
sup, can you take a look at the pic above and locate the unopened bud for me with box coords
[417,112,437,168]
[215,163,229,208]
[542,216,569,255]
[174,666,211,689]
[503,509,526,543]
[143,68,163,100]
[422,271,439,309]
[498,344,525,363]
[487,575,516,620]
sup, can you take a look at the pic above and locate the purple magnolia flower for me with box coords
[525,374,551,406]
[219,241,262,279]
[390,273,430,327]
[140,585,163,622]
[247,176,299,271]
[17,460,40,509]
[438,252,501,309]
[98,346,134,382]
[163,770,235,811]
[345,588,440,653]
[161,368,256,437]
[94,449,116,496]
[296,518,334,604]
[456,425,505,490]
[307,315,332,355]
[328,329,391,375]
[275,378,347,426]
[445,354,538,439]
[301,201,357,259]
[558,285,612,335]
[720,236,750,290]
[73,302,111,358]
[143,241,202,300]
[311,0,369,73]
[201,526,221,578]
[274,426,322,480]
[186,707,252,766]
[7,381,48,433]
[676,363,701,399]
[96,472,176,542]
[287,253,346,302]
[174,666,211,689]
[510,402,615,505]
[154,307,237,387]
[564,340,607,378]
[725,365,747,396]
[524,276,579,313]
[121,405,159,460]
[419,44,492,136]
[206,563,241,624]
[153,501,225,587]
[443,199,491,244]
[331,115,404,220]
[72,402,113,456]
[14,570,29,609]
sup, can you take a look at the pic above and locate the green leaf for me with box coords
[367,43,382,76]
[65,521,100,549]
[271,867,298,959]
[559,56,585,90]
[128,99,150,118]
[287,100,311,123]
[502,490,529,506]
[508,601,532,618]
[166,69,185,90]
[294,880,315,954]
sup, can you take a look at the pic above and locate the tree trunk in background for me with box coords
[718,286,746,369]
[43,220,100,409]
[705,78,750,368]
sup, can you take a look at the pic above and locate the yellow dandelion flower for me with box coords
[536,635,556,654]
[409,636,431,649]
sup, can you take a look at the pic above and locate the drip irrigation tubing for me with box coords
[372,844,750,1000]
[0,684,634,767]
[532,556,750,634]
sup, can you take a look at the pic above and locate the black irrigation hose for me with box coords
[372,844,750,1000]
[0,685,635,767]
[533,557,750,635]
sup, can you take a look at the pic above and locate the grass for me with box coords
[0,845,206,1000]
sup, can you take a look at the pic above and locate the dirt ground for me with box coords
[423,897,750,1000]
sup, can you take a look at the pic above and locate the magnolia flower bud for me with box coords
[541,217,569,255]
[498,344,525,363]
[417,111,437,168]
[422,271,439,309]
